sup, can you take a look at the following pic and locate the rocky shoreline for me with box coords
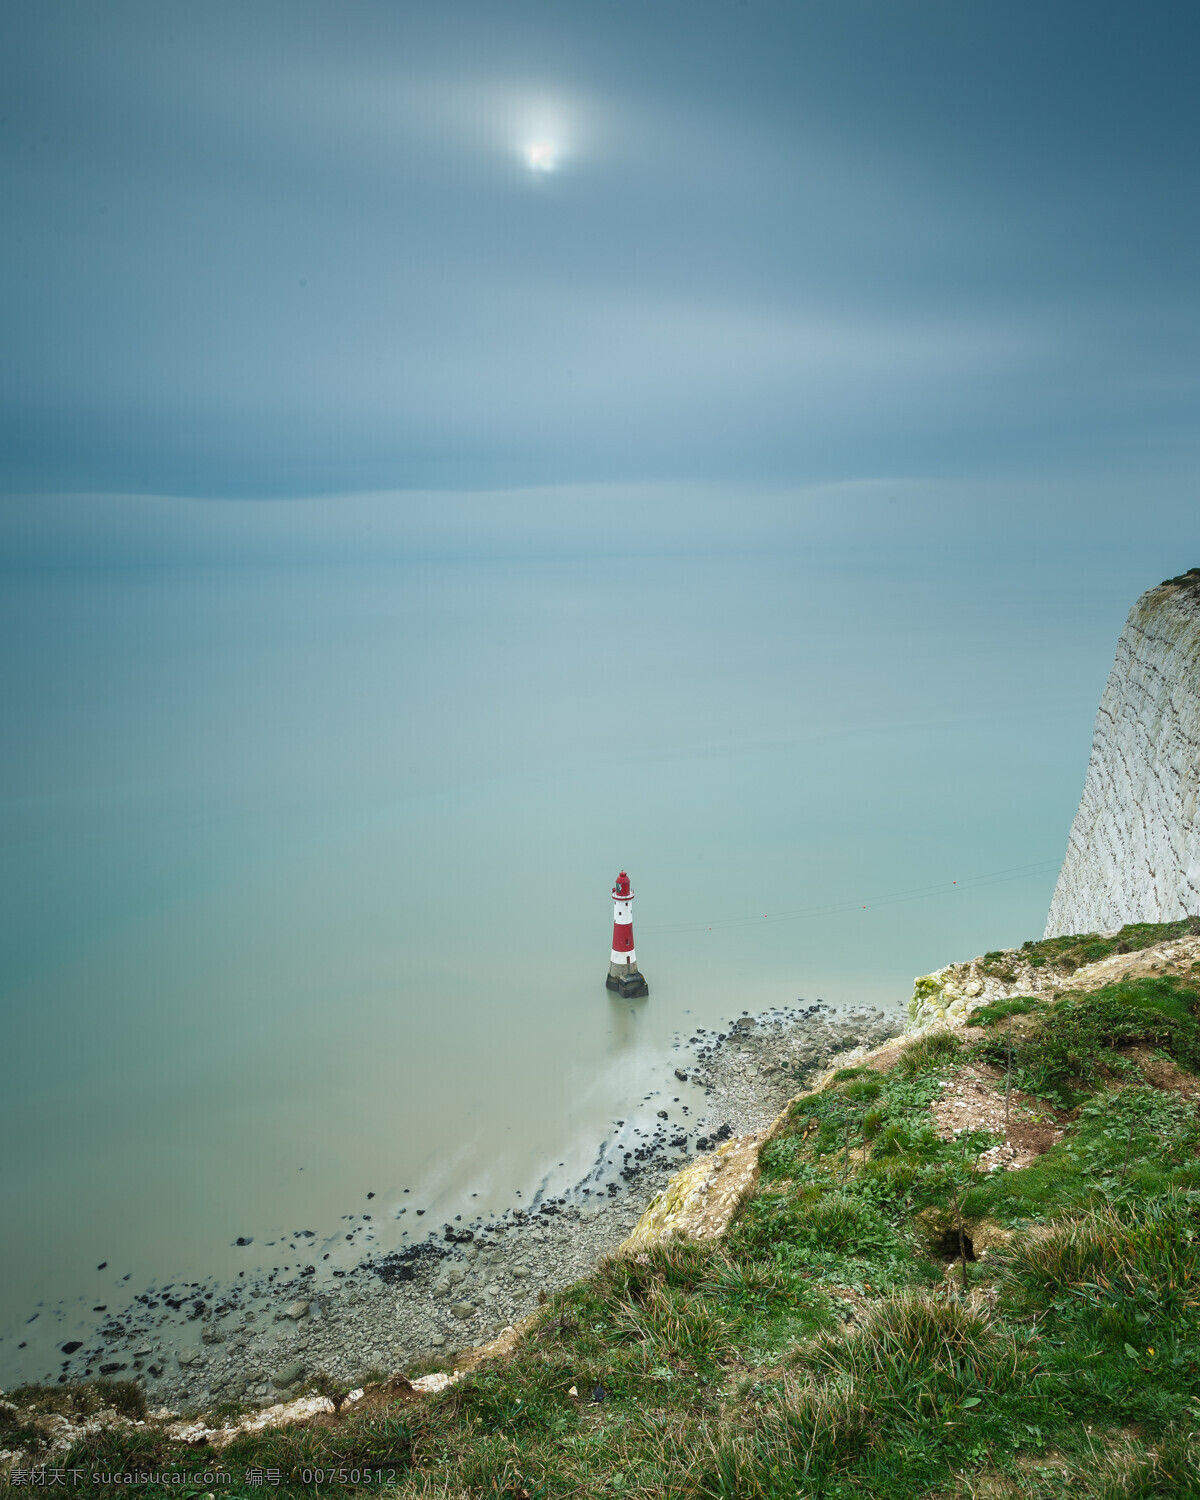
[10,1002,900,1415]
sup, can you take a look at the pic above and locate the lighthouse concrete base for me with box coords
[607,963,649,999]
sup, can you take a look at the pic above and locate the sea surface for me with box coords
[0,490,1133,1383]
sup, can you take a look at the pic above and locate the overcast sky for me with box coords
[2,0,1198,501]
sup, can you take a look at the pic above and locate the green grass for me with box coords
[894,1027,961,1075]
[1009,917,1200,975]
[970,994,1045,1027]
[973,976,1200,1107]
[827,1065,874,1083]
[21,969,1200,1497]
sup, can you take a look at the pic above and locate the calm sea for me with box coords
[0,490,1129,1381]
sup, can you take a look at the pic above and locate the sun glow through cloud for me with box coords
[525,140,557,172]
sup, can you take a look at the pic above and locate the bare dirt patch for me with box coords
[930,1064,1064,1171]
[862,1037,911,1073]
[1117,1046,1200,1099]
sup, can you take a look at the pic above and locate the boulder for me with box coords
[624,1132,764,1247]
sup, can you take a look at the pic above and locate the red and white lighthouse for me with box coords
[606,870,649,997]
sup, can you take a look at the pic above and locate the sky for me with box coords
[1,0,1198,502]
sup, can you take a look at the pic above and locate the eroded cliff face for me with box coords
[1045,570,1200,937]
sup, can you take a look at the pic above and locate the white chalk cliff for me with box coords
[1045,569,1200,937]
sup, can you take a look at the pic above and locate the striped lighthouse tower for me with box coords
[606,870,649,998]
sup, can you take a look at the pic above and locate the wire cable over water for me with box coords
[640,857,1062,937]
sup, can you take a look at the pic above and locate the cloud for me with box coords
[1,1,1198,495]
[3,469,1195,574]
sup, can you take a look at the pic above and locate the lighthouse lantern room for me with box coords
[606,869,649,998]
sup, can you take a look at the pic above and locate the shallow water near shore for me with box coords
[8,1001,899,1409]
[0,530,1096,1385]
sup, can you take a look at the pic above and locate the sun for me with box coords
[525,141,556,172]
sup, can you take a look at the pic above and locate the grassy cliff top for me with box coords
[983,917,1200,979]
[8,968,1200,1497]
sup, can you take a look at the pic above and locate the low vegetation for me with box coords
[970,995,1046,1027]
[2,1378,147,1424]
[977,917,1200,979]
[12,969,1200,1497]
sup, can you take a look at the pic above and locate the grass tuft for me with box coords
[613,1283,731,1366]
[696,1375,872,1498]
[896,1028,962,1075]
[800,1290,999,1388]
[1005,1195,1200,1332]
